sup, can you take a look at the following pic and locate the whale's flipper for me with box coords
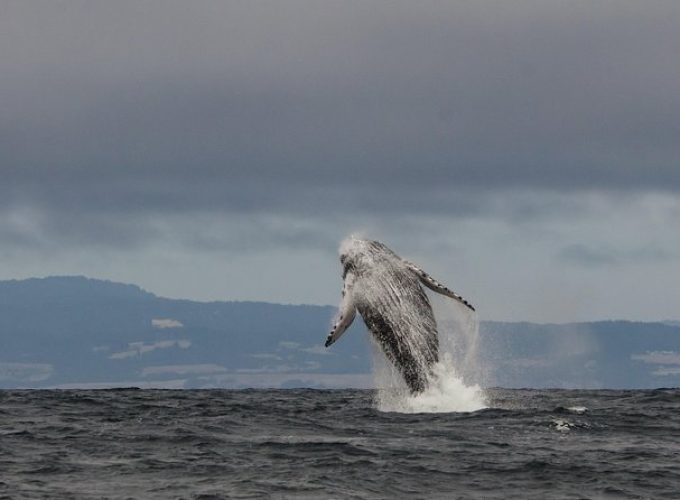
[325,273,357,347]
[405,261,476,312]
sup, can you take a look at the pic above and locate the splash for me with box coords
[374,351,487,413]
[369,294,488,413]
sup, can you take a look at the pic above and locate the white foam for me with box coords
[552,418,573,432]
[371,291,488,413]
[374,352,487,413]
[566,406,588,414]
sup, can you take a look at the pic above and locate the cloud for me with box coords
[2,2,680,223]
[109,340,191,360]
[631,351,680,365]
[3,2,680,243]
[301,345,333,356]
[151,318,184,329]
[250,353,283,360]
[652,367,680,377]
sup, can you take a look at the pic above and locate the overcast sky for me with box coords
[2,1,679,322]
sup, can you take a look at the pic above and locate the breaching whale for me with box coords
[324,238,475,394]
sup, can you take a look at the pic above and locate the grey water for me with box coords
[1,389,679,499]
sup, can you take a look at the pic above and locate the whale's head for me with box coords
[339,237,397,278]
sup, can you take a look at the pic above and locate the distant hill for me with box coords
[0,276,679,389]
[478,320,680,389]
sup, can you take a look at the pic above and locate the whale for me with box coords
[324,238,475,393]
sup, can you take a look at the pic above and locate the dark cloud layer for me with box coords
[3,2,680,206]
[2,1,680,259]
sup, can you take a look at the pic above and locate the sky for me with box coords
[1,1,679,322]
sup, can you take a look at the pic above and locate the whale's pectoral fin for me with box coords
[325,306,356,347]
[325,274,357,347]
[405,261,476,312]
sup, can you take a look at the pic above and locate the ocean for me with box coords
[1,388,679,499]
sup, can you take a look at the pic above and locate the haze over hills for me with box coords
[0,276,678,389]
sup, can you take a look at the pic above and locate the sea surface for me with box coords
[1,388,679,499]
